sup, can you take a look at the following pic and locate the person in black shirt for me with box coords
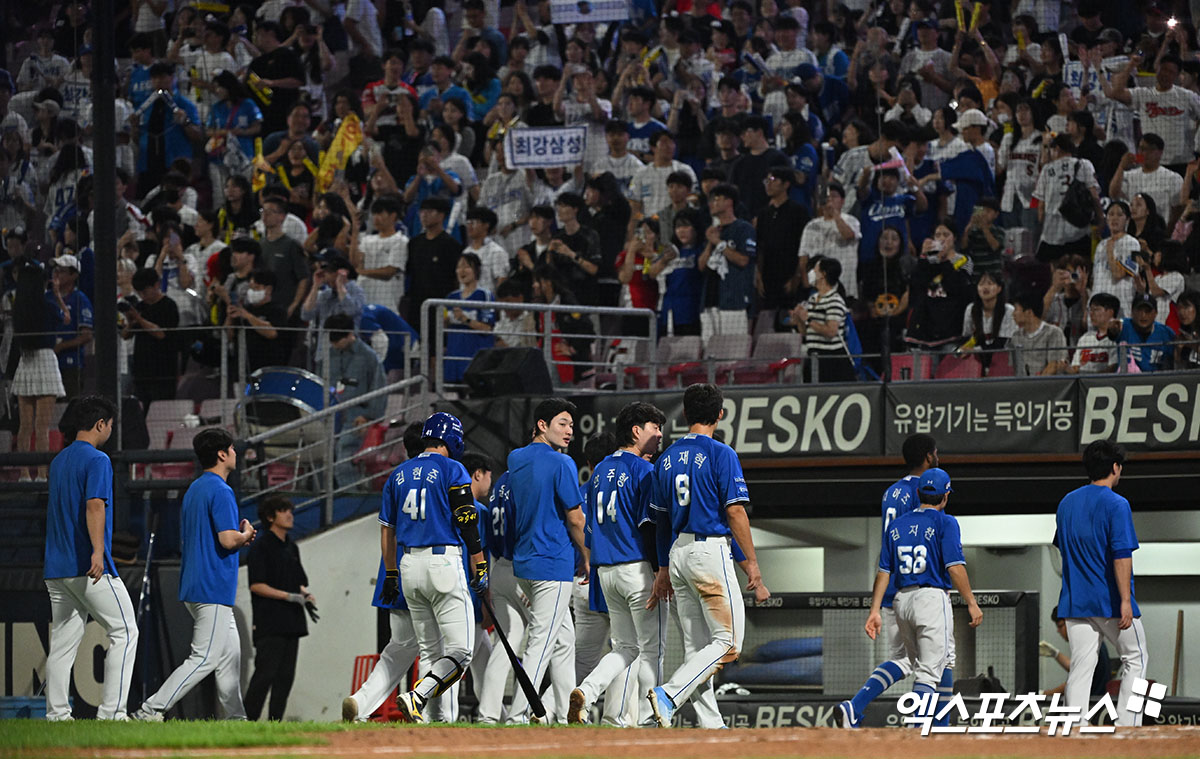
[755,166,811,311]
[583,173,630,308]
[227,270,290,372]
[247,22,305,136]
[730,115,792,217]
[245,496,314,721]
[526,65,564,127]
[123,268,180,409]
[404,197,463,326]
[547,192,603,305]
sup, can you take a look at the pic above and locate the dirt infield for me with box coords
[54,725,1200,759]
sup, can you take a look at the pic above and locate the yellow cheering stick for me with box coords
[955,0,965,30]
[251,137,270,192]
[969,1,983,33]
[1016,27,1027,50]
[247,72,273,106]
[642,46,663,69]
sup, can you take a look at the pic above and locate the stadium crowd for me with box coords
[4,0,1200,447]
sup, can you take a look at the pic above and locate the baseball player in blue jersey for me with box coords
[1054,440,1147,726]
[379,412,488,723]
[569,404,666,726]
[647,384,766,728]
[506,398,589,723]
[837,434,938,728]
[573,434,617,688]
[477,467,524,723]
[343,423,426,723]
[134,429,257,721]
[866,468,982,724]
[43,397,139,721]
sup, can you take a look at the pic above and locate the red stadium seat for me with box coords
[987,350,1015,377]
[890,352,932,381]
[350,654,415,722]
[935,355,983,379]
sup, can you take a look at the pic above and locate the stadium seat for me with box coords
[198,398,238,427]
[732,333,804,384]
[350,654,414,722]
[670,333,752,387]
[987,350,1016,377]
[890,352,932,381]
[935,355,983,380]
[151,427,202,480]
[623,335,701,388]
[146,400,198,450]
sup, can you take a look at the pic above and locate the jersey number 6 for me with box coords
[674,474,691,507]
[897,545,928,574]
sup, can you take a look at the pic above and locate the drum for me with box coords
[239,368,339,475]
[240,366,336,428]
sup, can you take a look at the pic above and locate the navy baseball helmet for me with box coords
[423,412,465,459]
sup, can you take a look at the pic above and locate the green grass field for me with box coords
[0,719,346,750]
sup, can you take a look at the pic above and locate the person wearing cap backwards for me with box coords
[1109,292,1177,372]
[49,253,92,397]
[865,468,982,728]
[301,251,367,369]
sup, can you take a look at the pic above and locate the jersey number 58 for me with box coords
[897,545,928,574]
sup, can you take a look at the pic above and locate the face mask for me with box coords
[244,288,266,305]
[996,112,1011,124]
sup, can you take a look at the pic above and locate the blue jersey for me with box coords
[627,118,668,155]
[508,442,583,582]
[659,244,704,329]
[128,63,154,110]
[359,304,419,372]
[858,189,915,264]
[489,471,516,561]
[179,472,241,606]
[380,452,471,548]
[881,474,922,608]
[50,289,93,369]
[1053,484,1140,619]
[649,433,749,567]
[878,508,965,591]
[1119,318,1176,372]
[44,441,117,579]
[587,451,655,566]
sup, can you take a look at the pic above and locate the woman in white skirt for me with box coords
[11,259,67,481]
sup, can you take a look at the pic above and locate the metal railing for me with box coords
[418,298,659,395]
[241,374,428,527]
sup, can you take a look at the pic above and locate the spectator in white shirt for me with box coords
[629,131,696,220]
[1103,53,1200,171]
[1033,135,1101,262]
[1108,133,1184,228]
[351,197,408,312]
[463,207,511,294]
[1068,293,1120,374]
[1091,200,1141,322]
[1137,241,1188,326]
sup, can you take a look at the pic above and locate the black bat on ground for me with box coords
[480,593,546,720]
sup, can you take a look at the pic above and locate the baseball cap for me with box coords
[317,250,352,271]
[52,253,80,271]
[5,225,27,241]
[915,17,939,30]
[918,468,953,496]
[796,63,820,81]
[1132,292,1157,311]
[1097,28,1124,46]
[957,108,989,129]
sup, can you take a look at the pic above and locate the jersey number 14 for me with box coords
[595,491,617,524]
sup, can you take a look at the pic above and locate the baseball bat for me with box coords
[481,593,546,719]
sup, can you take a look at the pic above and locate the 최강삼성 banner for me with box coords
[504,126,589,169]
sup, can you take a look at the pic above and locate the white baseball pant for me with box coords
[44,575,139,721]
[670,597,724,728]
[142,603,245,718]
[400,546,475,704]
[882,606,915,676]
[572,576,610,683]
[661,535,744,710]
[508,578,574,722]
[892,587,956,689]
[577,562,660,727]
[477,557,527,723]
[1066,616,1148,726]
[348,609,419,720]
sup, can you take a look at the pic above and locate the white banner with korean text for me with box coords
[504,126,589,169]
[549,0,631,25]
